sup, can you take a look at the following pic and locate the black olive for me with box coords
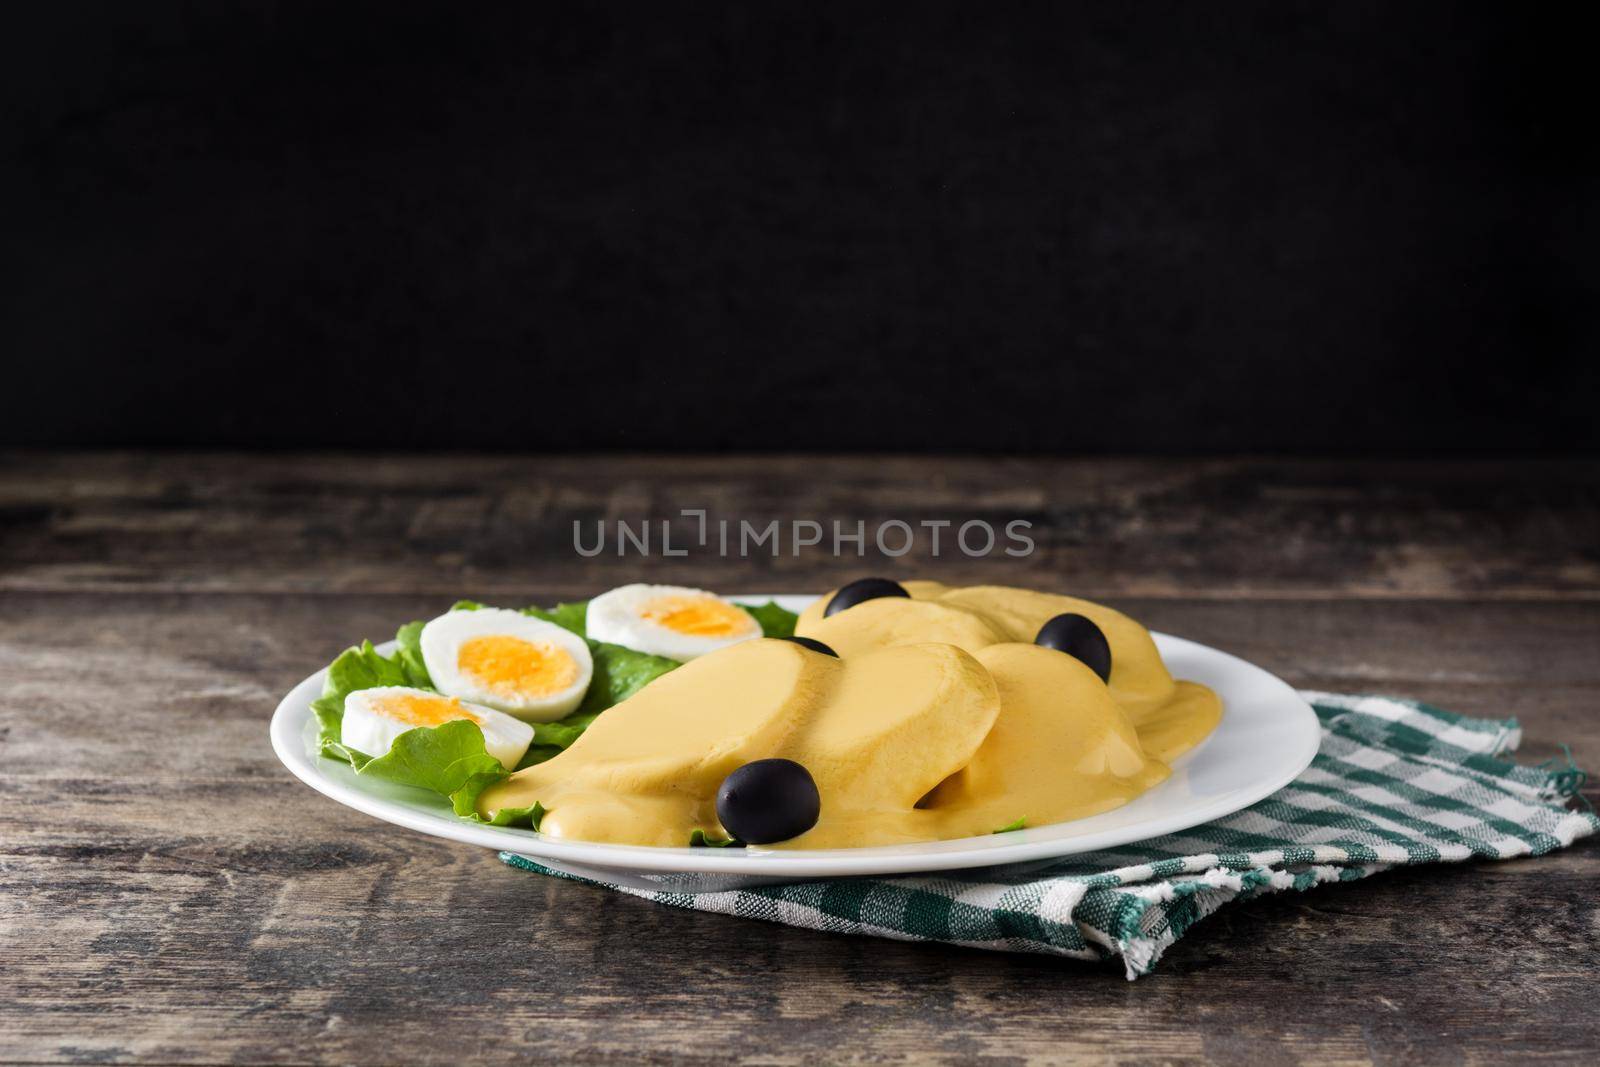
[823,577,911,618]
[1034,613,1113,683]
[781,635,839,657]
[715,759,821,844]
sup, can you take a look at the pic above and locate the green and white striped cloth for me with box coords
[502,693,1596,979]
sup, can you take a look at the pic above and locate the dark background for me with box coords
[6,2,1594,454]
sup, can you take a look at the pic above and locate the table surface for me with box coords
[4,453,1597,1065]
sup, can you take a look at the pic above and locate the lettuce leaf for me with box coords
[311,642,520,815]
[688,829,741,847]
[345,719,506,793]
[394,619,432,687]
[473,798,544,829]
[740,600,798,638]
[993,817,1027,834]
[524,601,588,637]
[312,628,433,761]
[451,770,544,827]
[453,599,587,637]
[340,720,539,826]
[515,743,567,769]
[573,640,679,717]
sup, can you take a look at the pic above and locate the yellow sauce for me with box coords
[477,583,1222,847]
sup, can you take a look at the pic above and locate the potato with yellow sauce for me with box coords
[478,582,1222,848]
[478,639,1000,847]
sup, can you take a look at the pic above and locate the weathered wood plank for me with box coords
[2,829,1593,1065]
[3,591,1596,1063]
[3,453,1598,598]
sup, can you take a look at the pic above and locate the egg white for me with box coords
[342,686,534,770]
[420,608,594,722]
[585,584,762,662]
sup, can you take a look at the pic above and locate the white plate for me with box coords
[271,595,1320,891]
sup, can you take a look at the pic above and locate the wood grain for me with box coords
[3,452,1597,598]
[2,454,1597,1065]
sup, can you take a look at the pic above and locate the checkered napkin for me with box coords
[501,693,1597,979]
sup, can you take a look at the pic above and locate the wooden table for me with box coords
[4,453,1597,1064]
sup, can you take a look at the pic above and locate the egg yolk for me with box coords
[458,635,578,698]
[374,692,481,727]
[641,595,754,637]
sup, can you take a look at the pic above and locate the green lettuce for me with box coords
[453,598,589,638]
[993,817,1027,834]
[740,600,798,638]
[311,626,433,762]
[394,619,432,687]
[526,601,589,636]
[451,769,545,827]
[344,719,504,793]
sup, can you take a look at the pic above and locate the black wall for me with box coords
[7,3,1594,453]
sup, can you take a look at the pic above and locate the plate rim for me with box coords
[270,594,1321,877]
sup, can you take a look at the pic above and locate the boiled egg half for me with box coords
[421,608,594,721]
[585,584,761,662]
[342,686,534,770]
